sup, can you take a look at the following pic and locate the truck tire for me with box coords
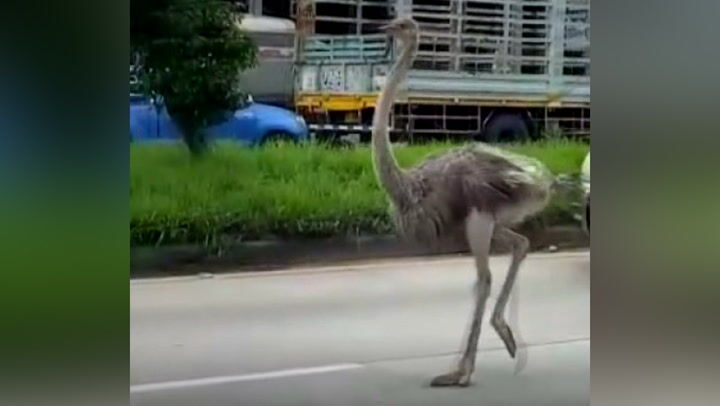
[483,113,530,143]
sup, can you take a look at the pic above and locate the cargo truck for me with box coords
[291,0,590,143]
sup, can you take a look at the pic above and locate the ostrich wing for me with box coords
[408,145,552,222]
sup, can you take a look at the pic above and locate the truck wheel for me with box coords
[483,113,530,143]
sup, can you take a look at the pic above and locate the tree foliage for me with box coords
[131,0,258,154]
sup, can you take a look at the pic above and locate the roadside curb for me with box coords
[131,224,588,278]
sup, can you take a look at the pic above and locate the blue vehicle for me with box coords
[129,94,309,145]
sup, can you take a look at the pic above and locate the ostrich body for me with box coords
[372,18,554,387]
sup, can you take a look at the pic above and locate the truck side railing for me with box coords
[296,63,589,103]
[402,70,589,104]
[298,34,391,63]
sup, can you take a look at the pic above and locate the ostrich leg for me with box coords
[430,210,494,387]
[491,227,530,358]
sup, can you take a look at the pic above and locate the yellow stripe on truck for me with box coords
[295,93,584,111]
[295,94,379,111]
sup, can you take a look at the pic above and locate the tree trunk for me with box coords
[171,110,208,156]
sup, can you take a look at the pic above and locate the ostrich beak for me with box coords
[379,22,398,33]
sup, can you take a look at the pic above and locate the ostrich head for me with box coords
[380,17,419,44]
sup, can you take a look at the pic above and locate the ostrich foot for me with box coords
[429,370,471,387]
[492,318,517,358]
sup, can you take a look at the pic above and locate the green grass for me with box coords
[131,140,589,246]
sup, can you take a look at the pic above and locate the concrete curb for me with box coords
[131,224,588,278]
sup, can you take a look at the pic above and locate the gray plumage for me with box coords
[390,145,552,246]
[372,17,553,387]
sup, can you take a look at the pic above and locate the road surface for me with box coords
[131,251,589,406]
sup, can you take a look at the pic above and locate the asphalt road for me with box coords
[131,251,589,406]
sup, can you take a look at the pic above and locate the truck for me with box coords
[291,0,590,143]
[236,14,297,108]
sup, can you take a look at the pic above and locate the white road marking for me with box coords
[130,363,364,394]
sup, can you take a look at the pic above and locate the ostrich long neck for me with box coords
[372,34,417,205]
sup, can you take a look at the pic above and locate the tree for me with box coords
[131,0,257,154]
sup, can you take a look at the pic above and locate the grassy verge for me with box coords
[131,140,589,246]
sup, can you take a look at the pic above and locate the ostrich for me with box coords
[372,17,554,387]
